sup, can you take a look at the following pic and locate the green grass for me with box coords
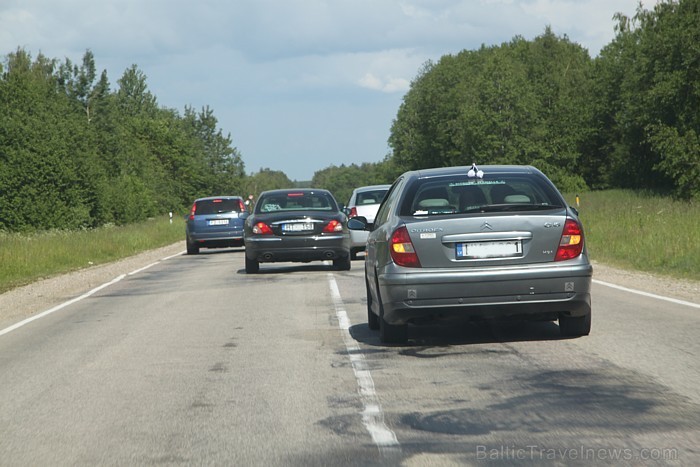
[0,216,184,294]
[566,190,700,281]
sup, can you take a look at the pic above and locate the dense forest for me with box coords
[1,0,698,232]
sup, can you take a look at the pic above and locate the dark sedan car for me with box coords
[349,164,592,344]
[186,196,248,254]
[244,189,351,273]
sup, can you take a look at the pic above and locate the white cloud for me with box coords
[359,73,410,93]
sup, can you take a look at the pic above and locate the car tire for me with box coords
[186,241,199,255]
[333,255,351,271]
[380,314,407,344]
[245,256,259,274]
[366,279,379,330]
[559,312,591,337]
[375,276,407,344]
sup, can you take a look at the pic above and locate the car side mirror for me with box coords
[348,217,369,231]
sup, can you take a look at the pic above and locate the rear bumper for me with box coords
[377,262,592,325]
[187,232,245,248]
[245,234,350,263]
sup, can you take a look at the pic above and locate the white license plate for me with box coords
[456,240,522,259]
[282,223,313,232]
[207,219,229,226]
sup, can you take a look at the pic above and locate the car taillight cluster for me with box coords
[323,220,343,233]
[390,226,421,268]
[555,219,584,261]
[188,203,196,221]
[239,200,246,212]
[252,222,273,235]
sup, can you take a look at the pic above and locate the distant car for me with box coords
[186,196,248,255]
[345,184,391,259]
[244,189,351,273]
[349,165,592,344]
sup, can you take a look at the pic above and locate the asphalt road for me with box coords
[1,248,698,466]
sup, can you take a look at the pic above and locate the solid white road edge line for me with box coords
[593,279,700,309]
[0,251,186,338]
[0,274,126,337]
[327,274,401,455]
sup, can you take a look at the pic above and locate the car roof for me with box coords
[195,195,243,201]
[353,184,392,192]
[406,165,540,180]
[259,188,332,196]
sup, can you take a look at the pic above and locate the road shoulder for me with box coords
[0,242,185,331]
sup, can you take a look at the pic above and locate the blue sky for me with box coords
[1,0,650,180]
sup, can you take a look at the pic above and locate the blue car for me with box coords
[186,196,248,254]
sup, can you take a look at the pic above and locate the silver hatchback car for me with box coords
[349,165,592,344]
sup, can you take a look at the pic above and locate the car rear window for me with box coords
[355,189,388,206]
[400,174,564,216]
[195,199,242,215]
[257,192,336,212]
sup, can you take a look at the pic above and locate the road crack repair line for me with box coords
[327,273,401,457]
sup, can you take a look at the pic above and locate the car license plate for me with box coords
[207,219,229,226]
[282,223,313,232]
[456,240,522,259]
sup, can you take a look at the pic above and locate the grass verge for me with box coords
[567,190,699,281]
[0,216,184,294]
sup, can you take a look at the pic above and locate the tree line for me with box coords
[2,0,697,232]
[0,48,249,231]
[315,0,699,204]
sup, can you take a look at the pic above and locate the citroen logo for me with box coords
[480,222,493,231]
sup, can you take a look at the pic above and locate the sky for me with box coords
[1,0,651,181]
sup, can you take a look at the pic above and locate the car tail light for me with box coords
[252,222,273,235]
[349,207,358,218]
[239,200,246,212]
[555,219,584,261]
[390,226,421,267]
[323,220,343,233]
[188,203,196,221]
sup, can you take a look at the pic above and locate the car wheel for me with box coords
[559,312,591,337]
[245,256,259,274]
[380,314,407,344]
[366,278,379,330]
[186,241,199,255]
[375,276,407,344]
[333,255,351,271]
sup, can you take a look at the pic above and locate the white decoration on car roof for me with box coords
[467,163,484,179]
